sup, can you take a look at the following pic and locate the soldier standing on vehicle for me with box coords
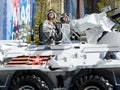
[60,13,70,24]
[40,9,62,45]
[59,13,71,43]
[60,13,81,42]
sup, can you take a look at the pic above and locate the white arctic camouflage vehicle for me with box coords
[1,8,120,90]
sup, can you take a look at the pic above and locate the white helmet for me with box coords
[46,9,57,20]
[60,13,69,22]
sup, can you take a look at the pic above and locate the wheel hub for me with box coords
[18,85,35,90]
[84,86,100,90]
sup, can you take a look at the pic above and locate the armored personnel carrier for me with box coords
[0,8,120,90]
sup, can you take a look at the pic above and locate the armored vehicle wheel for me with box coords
[71,75,113,90]
[9,75,49,90]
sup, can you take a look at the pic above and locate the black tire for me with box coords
[9,75,49,90]
[71,75,113,90]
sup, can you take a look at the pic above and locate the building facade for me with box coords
[0,0,35,40]
[65,0,116,19]
[65,0,96,19]
[65,0,77,19]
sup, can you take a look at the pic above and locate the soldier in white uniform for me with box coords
[59,13,71,43]
[40,9,62,45]
[59,13,81,42]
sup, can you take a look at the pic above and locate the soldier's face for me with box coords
[62,16,68,23]
[63,16,67,21]
[48,12,55,20]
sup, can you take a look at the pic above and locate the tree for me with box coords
[33,0,49,43]
[97,0,115,12]
[34,0,48,26]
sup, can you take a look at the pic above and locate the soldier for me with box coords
[59,13,71,43]
[60,13,69,24]
[40,9,62,45]
[60,13,81,42]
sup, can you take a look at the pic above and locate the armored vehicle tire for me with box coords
[9,75,49,90]
[71,75,113,90]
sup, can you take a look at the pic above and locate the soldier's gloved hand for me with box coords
[55,22,62,34]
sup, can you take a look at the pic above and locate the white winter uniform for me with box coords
[43,20,56,36]
[41,20,62,44]
[61,23,71,43]
[41,20,56,44]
